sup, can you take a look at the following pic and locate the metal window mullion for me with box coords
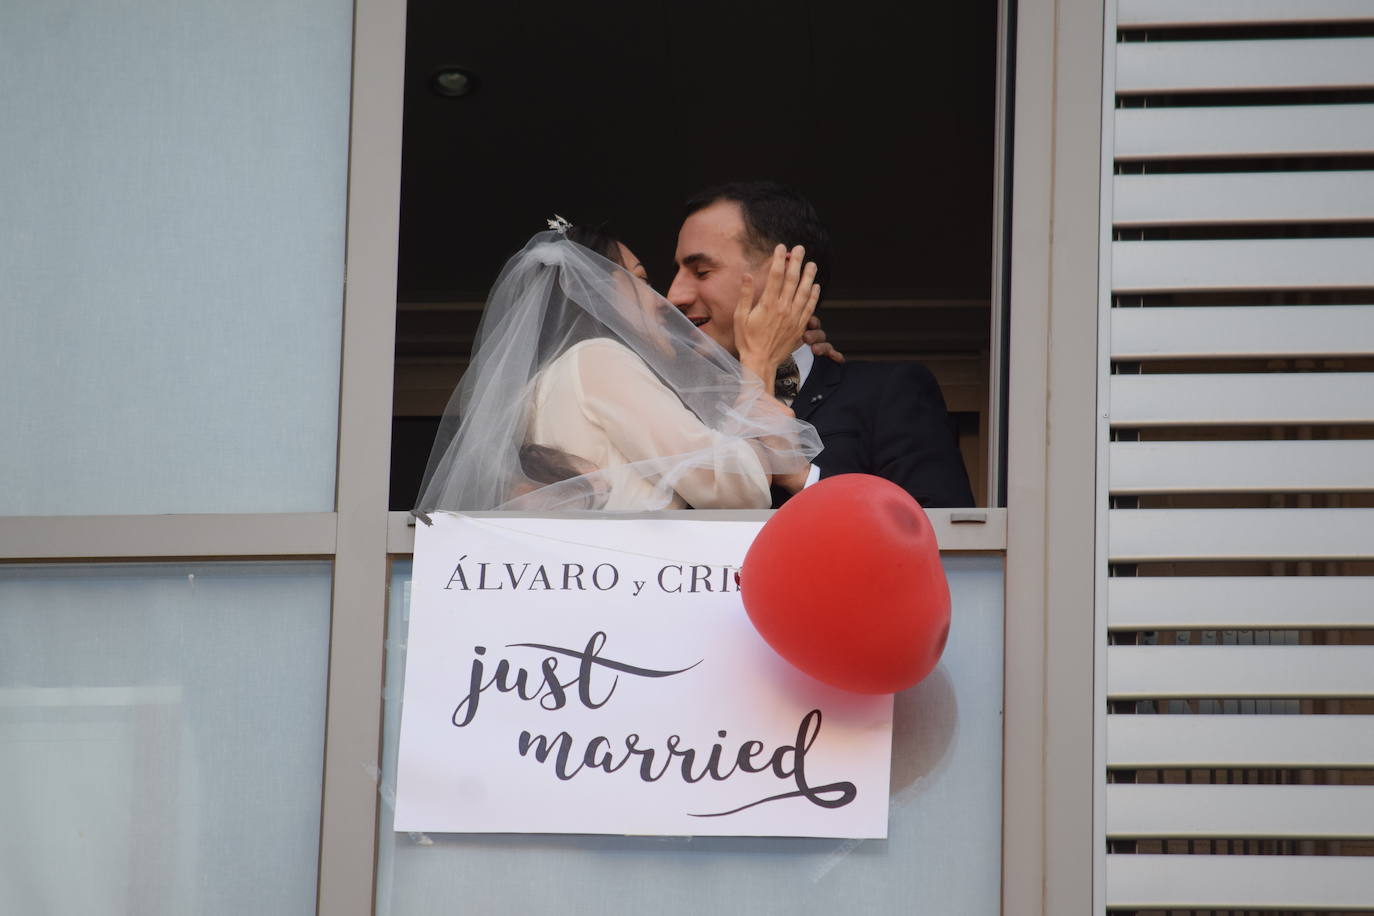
[1002,0,1108,913]
[1093,6,1118,916]
[0,513,337,560]
[315,0,406,914]
[382,509,1010,555]
[986,0,1015,510]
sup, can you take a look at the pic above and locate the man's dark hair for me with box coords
[684,181,831,298]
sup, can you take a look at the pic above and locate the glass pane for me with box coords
[0,562,332,915]
[0,1,353,515]
[376,556,1003,913]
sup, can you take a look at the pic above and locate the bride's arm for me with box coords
[573,340,773,509]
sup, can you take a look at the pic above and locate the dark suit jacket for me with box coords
[774,358,975,508]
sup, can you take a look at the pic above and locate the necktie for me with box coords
[775,356,801,407]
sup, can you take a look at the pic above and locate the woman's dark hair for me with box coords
[518,443,593,486]
[517,444,606,508]
[565,224,624,266]
[531,221,624,356]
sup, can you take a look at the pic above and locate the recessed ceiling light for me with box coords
[431,67,479,98]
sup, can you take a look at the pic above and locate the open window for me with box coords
[388,0,1003,509]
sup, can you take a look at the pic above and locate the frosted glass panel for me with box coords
[376,556,1003,914]
[0,562,332,916]
[0,0,353,515]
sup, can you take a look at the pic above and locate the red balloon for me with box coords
[740,474,950,694]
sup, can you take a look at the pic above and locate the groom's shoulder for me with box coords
[831,359,941,396]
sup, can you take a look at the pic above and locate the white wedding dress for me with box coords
[527,338,770,510]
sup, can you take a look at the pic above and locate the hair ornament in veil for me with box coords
[545,214,573,234]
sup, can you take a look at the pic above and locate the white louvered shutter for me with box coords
[1101,2,1374,912]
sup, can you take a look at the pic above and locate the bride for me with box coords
[415,219,822,512]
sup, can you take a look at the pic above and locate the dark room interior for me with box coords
[390,0,999,508]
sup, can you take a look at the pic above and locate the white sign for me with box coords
[395,514,894,838]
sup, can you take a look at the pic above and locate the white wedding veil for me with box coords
[415,228,820,512]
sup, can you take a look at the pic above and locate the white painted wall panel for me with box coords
[1107,715,1374,768]
[1111,305,1374,358]
[1107,645,1374,698]
[1113,173,1374,226]
[1118,38,1374,93]
[1116,105,1374,160]
[1107,855,1374,911]
[1108,576,1374,630]
[1110,373,1374,426]
[1114,238,1374,292]
[1110,440,1374,493]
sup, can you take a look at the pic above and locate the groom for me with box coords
[667,181,974,508]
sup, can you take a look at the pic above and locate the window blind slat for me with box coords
[1111,305,1374,358]
[1107,715,1374,768]
[1110,373,1374,426]
[1119,0,1374,29]
[1110,440,1374,493]
[1114,238,1374,293]
[1118,38,1374,94]
[1108,576,1374,630]
[1114,172,1374,227]
[1107,645,1374,698]
[1107,855,1374,911]
[1109,508,1374,561]
[1116,105,1374,160]
[1108,784,1374,838]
